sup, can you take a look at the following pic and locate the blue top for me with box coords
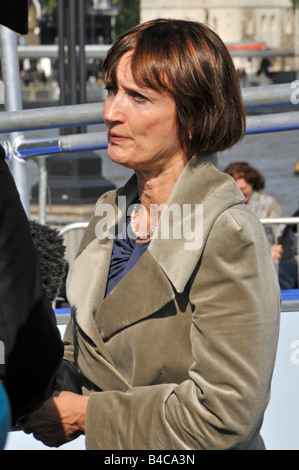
[105,221,150,297]
[0,381,11,449]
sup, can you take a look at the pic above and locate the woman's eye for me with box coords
[133,92,148,103]
[105,86,117,96]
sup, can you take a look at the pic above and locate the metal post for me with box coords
[0,25,30,217]
[78,0,87,105]
[67,0,77,107]
[30,156,48,225]
[78,0,87,133]
[295,7,299,77]
[58,0,66,106]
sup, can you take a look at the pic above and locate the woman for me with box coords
[224,161,298,289]
[27,19,280,450]
[224,162,283,263]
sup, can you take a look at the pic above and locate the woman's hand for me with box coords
[25,391,89,448]
[271,243,283,264]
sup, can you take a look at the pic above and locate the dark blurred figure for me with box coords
[0,147,63,448]
[256,58,274,82]
[278,208,299,290]
[0,1,29,35]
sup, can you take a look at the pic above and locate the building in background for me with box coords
[140,0,298,80]
[17,0,120,99]
[14,0,298,90]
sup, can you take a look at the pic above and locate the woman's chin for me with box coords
[108,151,131,169]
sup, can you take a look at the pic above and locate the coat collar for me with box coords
[147,153,244,292]
[68,152,244,314]
[104,153,244,293]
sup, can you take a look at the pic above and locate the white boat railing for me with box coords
[0,82,298,136]
[260,217,299,253]
[0,84,298,223]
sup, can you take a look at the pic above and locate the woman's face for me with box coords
[104,51,187,173]
[235,177,254,204]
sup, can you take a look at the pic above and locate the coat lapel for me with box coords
[67,174,139,340]
[66,153,244,389]
[66,183,138,391]
[95,249,175,341]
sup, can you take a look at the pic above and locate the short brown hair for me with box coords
[103,19,246,157]
[224,162,265,191]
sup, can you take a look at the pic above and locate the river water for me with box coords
[27,123,299,218]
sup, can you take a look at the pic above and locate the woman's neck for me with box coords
[135,158,187,209]
[132,159,187,242]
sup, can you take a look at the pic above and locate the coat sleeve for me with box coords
[0,155,63,424]
[84,206,280,450]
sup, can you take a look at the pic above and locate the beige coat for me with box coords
[64,154,280,450]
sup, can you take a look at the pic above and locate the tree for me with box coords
[112,0,140,37]
[38,0,140,34]
[39,0,57,21]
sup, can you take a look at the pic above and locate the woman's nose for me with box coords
[104,93,125,123]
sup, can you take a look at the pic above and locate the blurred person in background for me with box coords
[225,161,298,289]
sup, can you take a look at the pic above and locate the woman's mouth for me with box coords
[109,132,129,143]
